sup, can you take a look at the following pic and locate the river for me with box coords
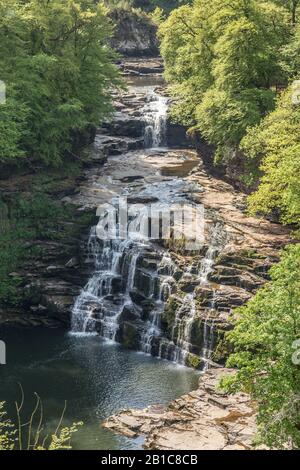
[0,328,198,450]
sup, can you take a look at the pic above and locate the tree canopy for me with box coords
[242,88,300,227]
[159,0,290,151]
[0,0,120,165]
[221,244,300,449]
[159,0,300,228]
[105,0,191,12]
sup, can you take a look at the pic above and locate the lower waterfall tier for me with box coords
[70,219,274,369]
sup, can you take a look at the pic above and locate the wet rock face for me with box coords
[109,9,159,57]
[117,321,141,350]
[166,120,191,148]
[102,115,145,139]
[0,214,95,328]
[156,244,282,367]
[103,368,261,450]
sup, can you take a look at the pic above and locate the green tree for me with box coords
[0,95,28,162]
[221,244,300,449]
[0,0,120,165]
[281,20,300,77]
[242,88,300,228]
[274,0,299,24]
[159,0,290,161]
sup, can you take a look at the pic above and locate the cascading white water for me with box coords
[202,291,217,368]
[71,228,142,340]
[157,222,226,366]
[141,305,162,355]
[144,91,168,148]
[140,254,176,354]
[126,252,139,294]
[71,86,169,343]
[168,293,196,364]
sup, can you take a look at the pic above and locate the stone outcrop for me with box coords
[103,368,260,450]
[109,9,159,57]
[0,191,95,327]
[121,57,164,76]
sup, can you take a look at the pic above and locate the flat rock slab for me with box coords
[102,368,260,451]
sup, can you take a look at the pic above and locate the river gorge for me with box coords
[0,58,291,450]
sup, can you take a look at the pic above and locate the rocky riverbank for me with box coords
[0,167,96,328]
[103,368,260,450]
[69,63,290,368]
[0,59,291,368]
[109,8,159,57]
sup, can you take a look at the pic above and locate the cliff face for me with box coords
[109,9,159,57]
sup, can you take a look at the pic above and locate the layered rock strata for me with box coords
[103,368,260,450]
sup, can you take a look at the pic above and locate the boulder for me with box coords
[102,368,259,451]
[134,268,156,298]
[118,303,140,323]
[102,115,145,138]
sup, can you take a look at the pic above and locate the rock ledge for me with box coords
[103,368,260,450]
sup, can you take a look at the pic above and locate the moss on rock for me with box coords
[118,322,140,350]
[162,296,181,333]
[211,333,232,364]
[186,353,203,370]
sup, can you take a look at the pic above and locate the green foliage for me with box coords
[273,0,300,24]
[0,0,120,165]
[281,21,300,77]
[0,193,66,306]
[159,0,290,159]
[0,94,28,162]
[105,1,190,13]
[0,394,82,451]
[221,244,300,449]
[0,402,16,450]
[196,87,275,163]
[242,88,300,227]
[186,353,202,369]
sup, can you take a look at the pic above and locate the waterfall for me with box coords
[169,294,196,364]
[144,91,168,148]
[140,305,162,355]
[126,252,139,294]
[140,255,176,355]
[157,222,226,366]
[71,86,169,344]
[71,77,227,369]
[202,291,217,369]
[71,229,141,340]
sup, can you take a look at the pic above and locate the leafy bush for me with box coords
[0,0,120,165]
[0,391,82,451]
[221,244,300,449]
[0,193,67,306]
[242,88,300,229]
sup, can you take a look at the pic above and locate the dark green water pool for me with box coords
[0,328,199,450]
